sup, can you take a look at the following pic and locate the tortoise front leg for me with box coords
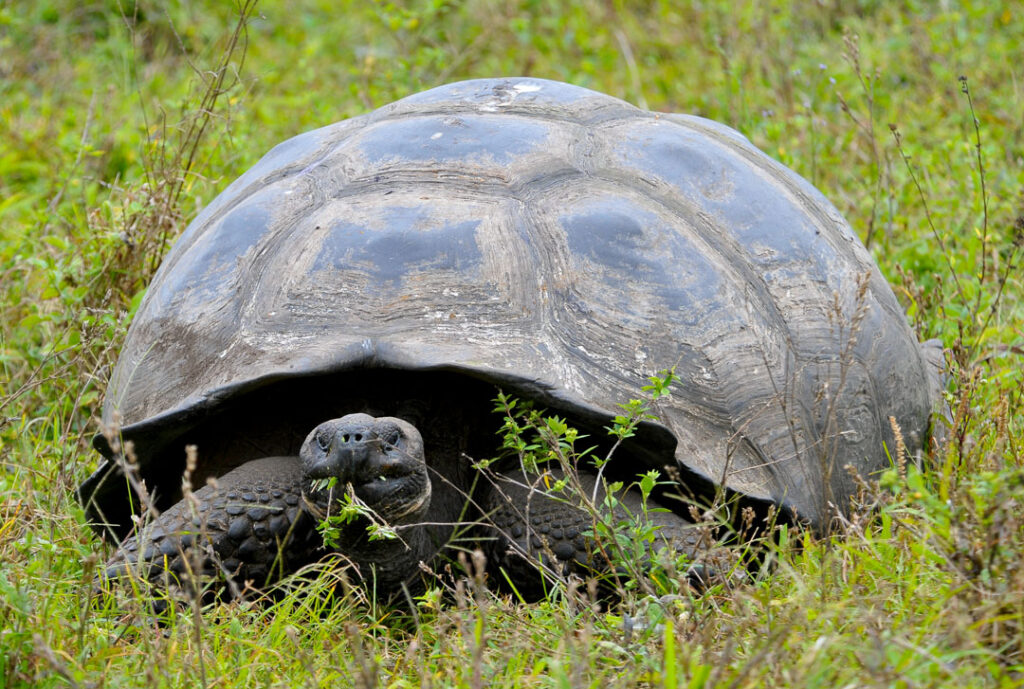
[104,457,320,599]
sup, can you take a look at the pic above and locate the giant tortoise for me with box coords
[80,78,943,600]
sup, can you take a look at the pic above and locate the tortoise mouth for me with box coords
[307,459,415,485]
[305,457,421,499]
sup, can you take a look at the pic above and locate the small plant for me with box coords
[310,477,400,548]
[488,369,719,597]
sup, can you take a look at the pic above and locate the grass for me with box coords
[1,0,1022,686]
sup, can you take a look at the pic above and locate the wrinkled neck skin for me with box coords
[344,519,450,595]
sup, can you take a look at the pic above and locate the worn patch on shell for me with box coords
[606,120,840,275]
[313,209,482,284]
[155,199,273,310]
[560,198,720,318]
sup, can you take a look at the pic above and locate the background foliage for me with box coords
[1,0,1021,686]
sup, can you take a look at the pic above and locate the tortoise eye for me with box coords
[382,429,401,448]
[315,431,331,452]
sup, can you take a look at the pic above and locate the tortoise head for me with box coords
[300,414,431,524]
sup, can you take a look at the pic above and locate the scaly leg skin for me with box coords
[484,467,709,598]
[105,457,320,600]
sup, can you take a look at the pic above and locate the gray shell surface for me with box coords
[85,78,933,529]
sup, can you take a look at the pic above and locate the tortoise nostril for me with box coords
[337,431,368,444]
